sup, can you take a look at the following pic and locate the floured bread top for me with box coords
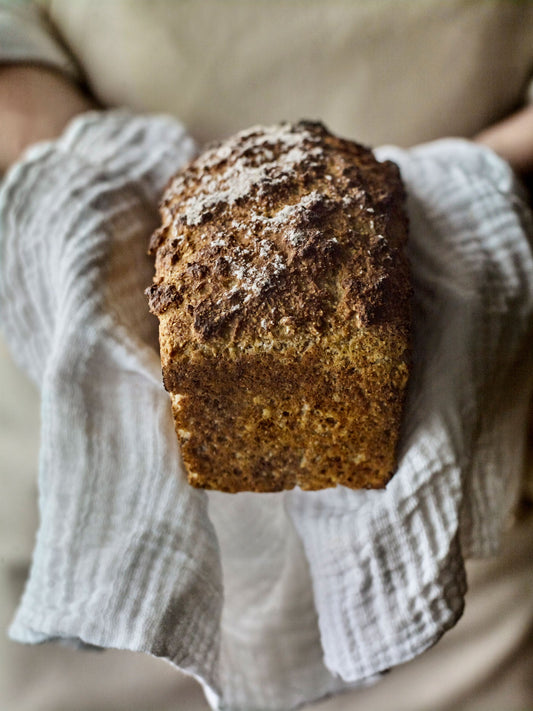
[147,120,410,358]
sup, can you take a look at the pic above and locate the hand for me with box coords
[0,65,96,173]
[475,104,533,177]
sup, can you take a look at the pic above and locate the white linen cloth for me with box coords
[1,111,532,711]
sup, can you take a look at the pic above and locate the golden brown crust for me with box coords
[147,121,412,492]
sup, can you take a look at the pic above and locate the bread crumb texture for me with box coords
[147,121,412,492]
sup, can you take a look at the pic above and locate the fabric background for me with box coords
[22,0,533,145]
[0,0,80,79]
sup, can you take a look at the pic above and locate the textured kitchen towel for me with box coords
[1,111,532,711]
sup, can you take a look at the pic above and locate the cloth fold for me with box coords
[0,0,81,80]
[1,111,532,711]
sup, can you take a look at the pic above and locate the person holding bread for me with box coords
[1,2,533,711]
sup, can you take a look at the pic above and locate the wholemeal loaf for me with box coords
[147,121,411,492]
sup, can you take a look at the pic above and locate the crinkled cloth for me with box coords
[1,111,532,711]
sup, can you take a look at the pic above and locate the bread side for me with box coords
[147,121,411,492]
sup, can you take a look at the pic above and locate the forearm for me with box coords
[0,65,96,173]
[475,104,533,177]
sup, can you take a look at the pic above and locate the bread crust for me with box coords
[147,121,411,492]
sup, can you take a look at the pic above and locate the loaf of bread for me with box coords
[147,121,411,492]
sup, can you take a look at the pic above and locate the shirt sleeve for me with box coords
[0,0,81,81]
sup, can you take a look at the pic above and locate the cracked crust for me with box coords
[147,121,412,492]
